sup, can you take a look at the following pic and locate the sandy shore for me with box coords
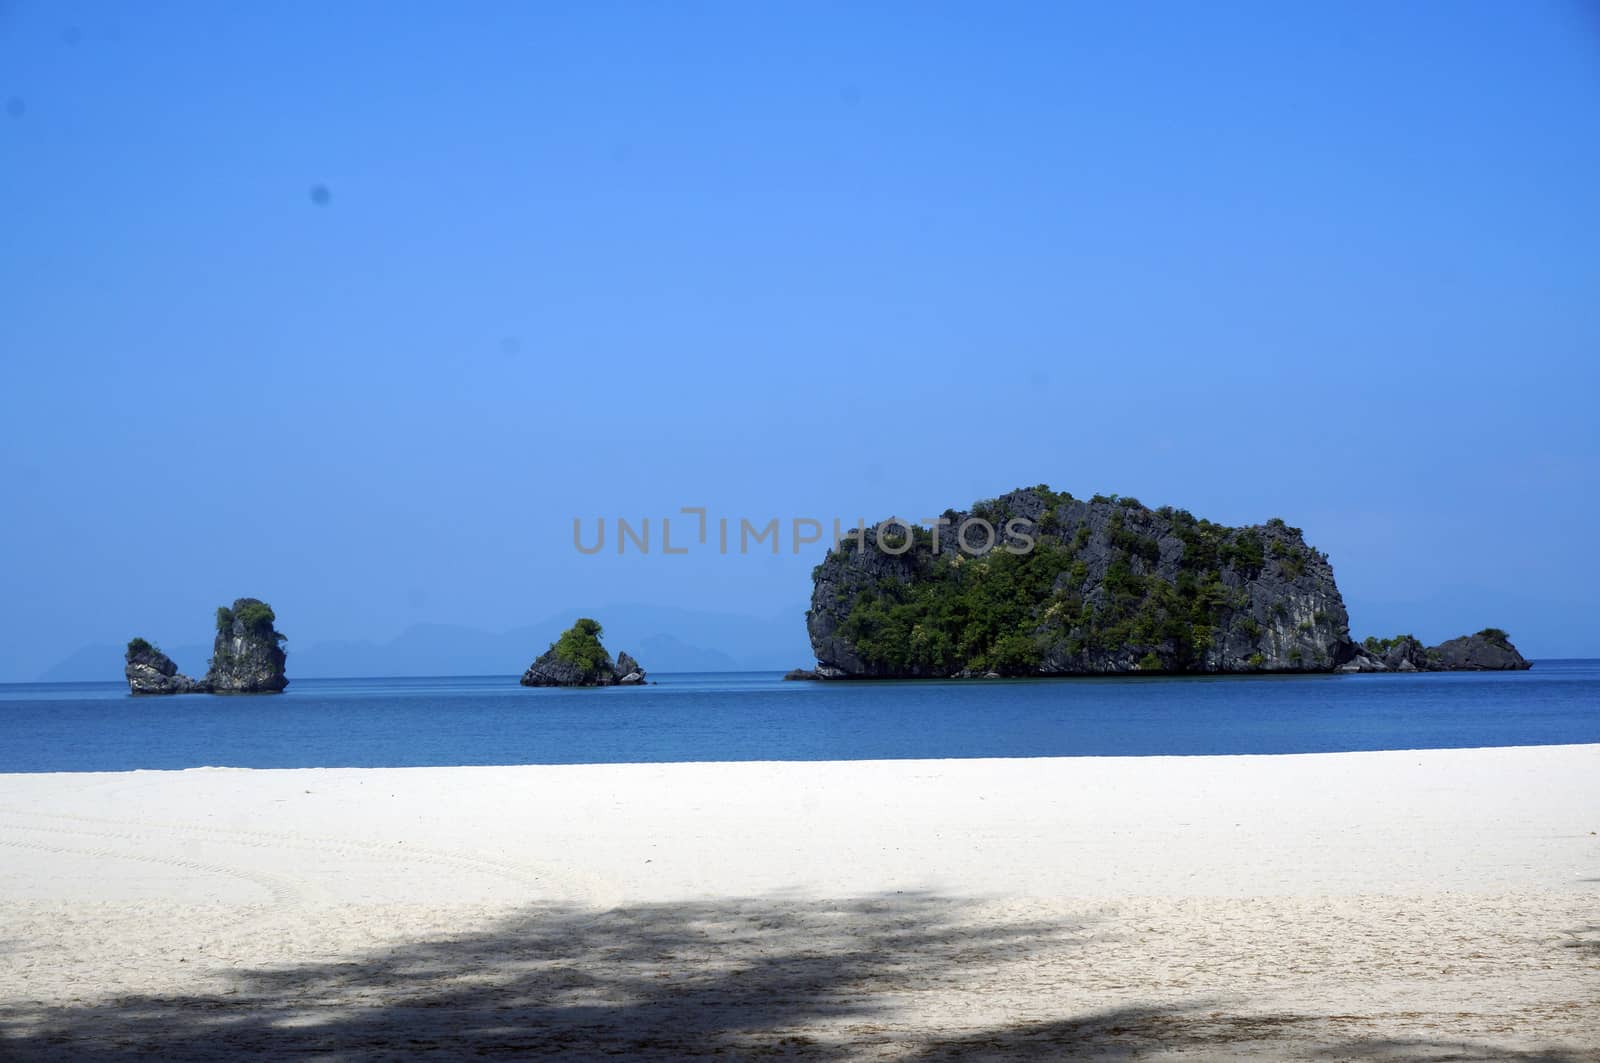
[2,746,1596,1058]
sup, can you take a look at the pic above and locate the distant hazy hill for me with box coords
[39,604,809,682]
[40,641,215,684]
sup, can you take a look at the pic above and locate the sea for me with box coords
[1,660,1597,773]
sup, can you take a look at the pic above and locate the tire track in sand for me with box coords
[0,806,624,912]
[0,836,303,909]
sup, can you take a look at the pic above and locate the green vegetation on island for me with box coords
[552,618,612,673]
[217,600,286,643]
[1362,634,1417,654]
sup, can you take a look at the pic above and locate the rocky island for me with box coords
[124,638,206,695]
[206,598,290,693]
[804,486,1530,679]
[520,618,647,687]
[1344,629,1531,672]
[124,597,289,695]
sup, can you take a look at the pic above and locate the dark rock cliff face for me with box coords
[520,655,599,686]
[613,652,645,684]
[1433,632,1531,670]
[808,488,1356,678]
[124,641,205,695]
[520,653,647,686]
[1382,636,1431,672]
[204,598,289,693]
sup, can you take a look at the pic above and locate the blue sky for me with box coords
[2,0,1597,680]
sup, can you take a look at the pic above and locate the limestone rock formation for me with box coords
[613,651,646,685]
[808,487,1356,678]
[1342,629,1532,673]
[204,598,289,693]
[520,619,646,687]
[1379,635,1431,672]
[124,638,205,695]
[1432,630,1531,670]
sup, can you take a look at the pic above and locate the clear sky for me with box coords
[2,0,1597,680]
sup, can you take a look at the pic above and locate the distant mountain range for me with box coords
[38,604,813,682]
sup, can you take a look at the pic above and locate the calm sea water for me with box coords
[1,662,1596,773]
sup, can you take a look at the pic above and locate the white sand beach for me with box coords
[1,745,1596,1059]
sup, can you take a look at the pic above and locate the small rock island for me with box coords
[124,597,289,695]
[206,599,290,693]
[520,618,647,687]
[124,638,206,695]
[1342,629,1531,672]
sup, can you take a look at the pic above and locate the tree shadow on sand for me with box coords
[904,1012,1594,1062]
[0,894,1592,1060]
